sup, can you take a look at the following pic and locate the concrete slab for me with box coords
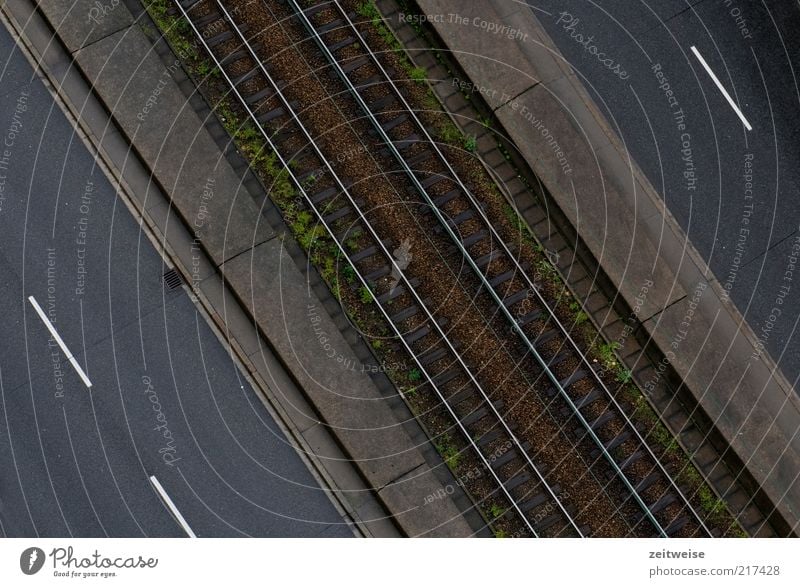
[220,238,426,489]
[73,27,273,265]
[415,0,565,110]
[643,283,800,526]
[379,466,476,537]
[38,0,133,53]
[496,82,684,316]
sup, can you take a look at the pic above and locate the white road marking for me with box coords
[690,45,753,131]
[149,475,197,538]
[27,295,93,388]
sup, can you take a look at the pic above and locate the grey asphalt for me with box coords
[528,0,800,385]
[0,22,351,538]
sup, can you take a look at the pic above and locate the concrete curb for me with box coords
[406,0,800,534]
[1,0,481,537]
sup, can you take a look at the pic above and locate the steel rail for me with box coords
[290,0,712,536]
[175,0,582,536]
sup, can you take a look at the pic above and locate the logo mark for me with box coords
[20,547,45,575]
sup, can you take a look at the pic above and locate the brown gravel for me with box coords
[192,0,717,537]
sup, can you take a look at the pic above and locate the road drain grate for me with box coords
[163,268,183,290]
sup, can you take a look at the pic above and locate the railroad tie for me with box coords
[310,186,338,205]
[328,36,357,53]
[649,494,677,515]
[433,189,461,208]
[520,492,550,513]
[376,278,419,303]
[418,346,449,366]
[635,472,661,493]
[233,66,260,87]
[533,514,563,534]
[604,430,631,452]
[256,106,287,125]
[517,309,543,327]
[392,133,420,152]
[244,86,275,105]
[573,389,601,410]
[489,269,516,288]
[403,324,430,345]
[573,411,615,439]
[350,242,391,263]
[460,406,488,427]
[445,387,475,408]
[432,370,460,388]
[368,97,402,120]
[195,13,221,29]
[475,249,501,269]
[381,114,409,133]
[619,450,644,471]
[588,411,615,432]
[502,288,529,308]
[316,19,345,35]
[546,351,571,370]
[491,442,530,470]
[420,174,447,190]
[300,3,328,17]
[475,428,504,449]
[341,56,370,75]
[323,205,354,224]
[179,0,203,11]
[533,327,558,348]
[389,304,419,324]
[206,30,234,47]
[219,48,246,67]
[362,265,391,283]
[560,369,587,390]
[503,472,531,493]
[665,516,690,536]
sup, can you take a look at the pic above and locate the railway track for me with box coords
[173,0,715,537]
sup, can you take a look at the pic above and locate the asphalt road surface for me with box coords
[0,22,351,538]
[529,0,800,386]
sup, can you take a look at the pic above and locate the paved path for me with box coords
[529,0,800,386]
[0,22,352,538]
